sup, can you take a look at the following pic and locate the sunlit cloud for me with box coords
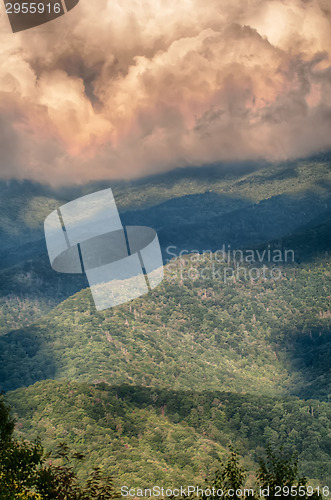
[0,0,330,185]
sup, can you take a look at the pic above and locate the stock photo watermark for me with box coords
[121,485,329,497]
[44,188,163,311]
[165,245,295,284]
[2,0,80,33]
[44,189,296,310]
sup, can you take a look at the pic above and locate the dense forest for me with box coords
[0,395,327,499]
[0,254,330,400]
[6,381,331,487]
[0,157,330,493]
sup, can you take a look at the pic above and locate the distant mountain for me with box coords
[1,157,330,266]
[0,254,87,334]
[1,158,330,316]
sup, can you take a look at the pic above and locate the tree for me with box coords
[202,447,248,500]
[0,393,14,444]
[0,395,44,499]
[257,446,321,500]
[0,396,119,499]
[202,446,321,500]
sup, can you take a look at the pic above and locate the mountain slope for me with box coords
[1,159,330,337]
[1,158,331,492]
[7,380,331,487]
[1,158,330,266]
[1,252,330,400]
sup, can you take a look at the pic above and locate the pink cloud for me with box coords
[0,0,330,185]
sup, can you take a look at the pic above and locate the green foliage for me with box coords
[203,448,322,500]
[1,159,331,494]
[203,447,247,500]
[1,159,330,335]
[0,253,330,400]
[257,447,321,500]
[0,395,44,498]
[84,468,119,500]
[0,393,14,443]
[0,396,119,499]
[0,395,325,500]
[6,381,331,488]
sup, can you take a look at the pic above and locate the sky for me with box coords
[0,0,331,185]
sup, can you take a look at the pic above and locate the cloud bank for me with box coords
[0,0,331,185]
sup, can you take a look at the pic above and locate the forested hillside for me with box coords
[0,254,330,400]
[1,157,330,490]
[7,380,331,488]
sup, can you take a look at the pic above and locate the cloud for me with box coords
[0,0,330,185]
